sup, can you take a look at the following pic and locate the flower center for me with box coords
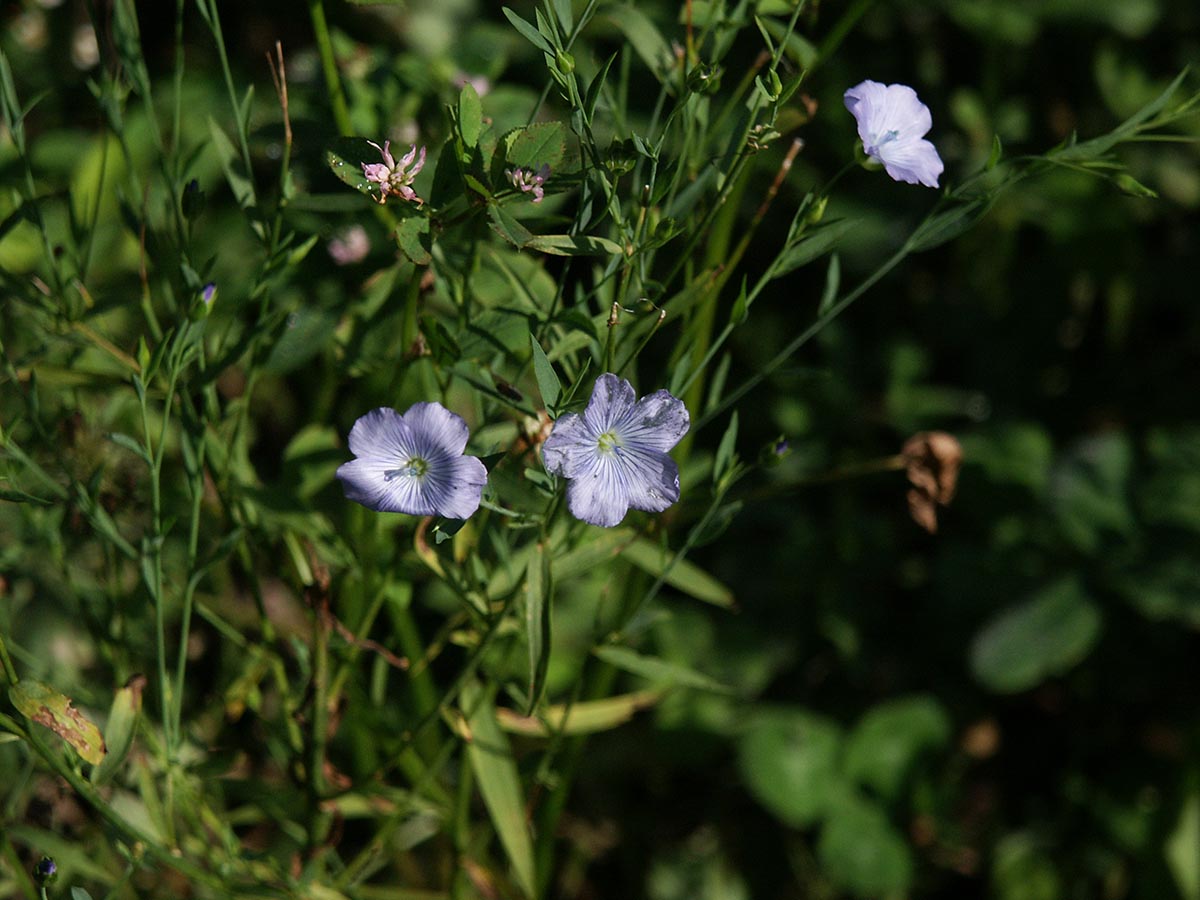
[385,456,429,480]
[596,430,622,455]
[869,128,900,152]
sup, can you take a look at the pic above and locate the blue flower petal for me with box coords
[348,407,414,460]
[564,453,631,527]
[878,137,944,188]
[542,412,592,478]
[844,79,943,189]
[623,390,690,452]
[403,401,471,456]
[623,450,681,514]
[337,403,486,519]
[427,455,489,519]
[583,373,638,435]
[543,374,689,527]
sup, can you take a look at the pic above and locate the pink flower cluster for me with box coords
[506,164,551,203]
[362,140,427,205]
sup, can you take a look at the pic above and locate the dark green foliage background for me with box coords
[1,0,1199,898]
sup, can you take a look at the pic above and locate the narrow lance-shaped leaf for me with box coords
[584,52,618,125]
[460,680,537,898]
[502,7,555,55]
[526,234,624,257]
[529,334,562,410]
[524,542,552,714]
[714,411,739,486]
[621,538,735,608]
[92,674,146,785]
[593,645,735,694]
[496,690,664,737]
[772,218,860,277]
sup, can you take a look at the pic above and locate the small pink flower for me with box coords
[327,225,371,265]
[362,140,427,205]
[506,164,551,203]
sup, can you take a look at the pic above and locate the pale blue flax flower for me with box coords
[542,374,690,527]
[844,80,943,188]
[336,403,487,519]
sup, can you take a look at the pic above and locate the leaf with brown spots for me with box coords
[10,680,107,766]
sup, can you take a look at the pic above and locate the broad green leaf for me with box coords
[496,690,663,737]
[593,645,734,694]
[772,218,860,277]
[458,82,482,148]
[503,122,568,173]
[529,334,562,409]
[524,543,552,714]
[460,680,536,898]
[326,137,384,198]
[395,215,432,266]
[970,578,1102,693]
[737,707,846,827]
[525,234,624,256]
[92,675,146,785]
[622,539,735,608]
[843,695,951,801]
[818,795,914,898]
[10,681,106,766]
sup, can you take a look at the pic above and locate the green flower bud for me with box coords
[806,195,828,225]
[181,179,206,220]
[605,139,637,176]
[686,63,722,96]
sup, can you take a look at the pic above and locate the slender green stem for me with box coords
[697,245,908,432]
[309,0,353,136]
[310,609,331,802]
[0,630,19,685]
